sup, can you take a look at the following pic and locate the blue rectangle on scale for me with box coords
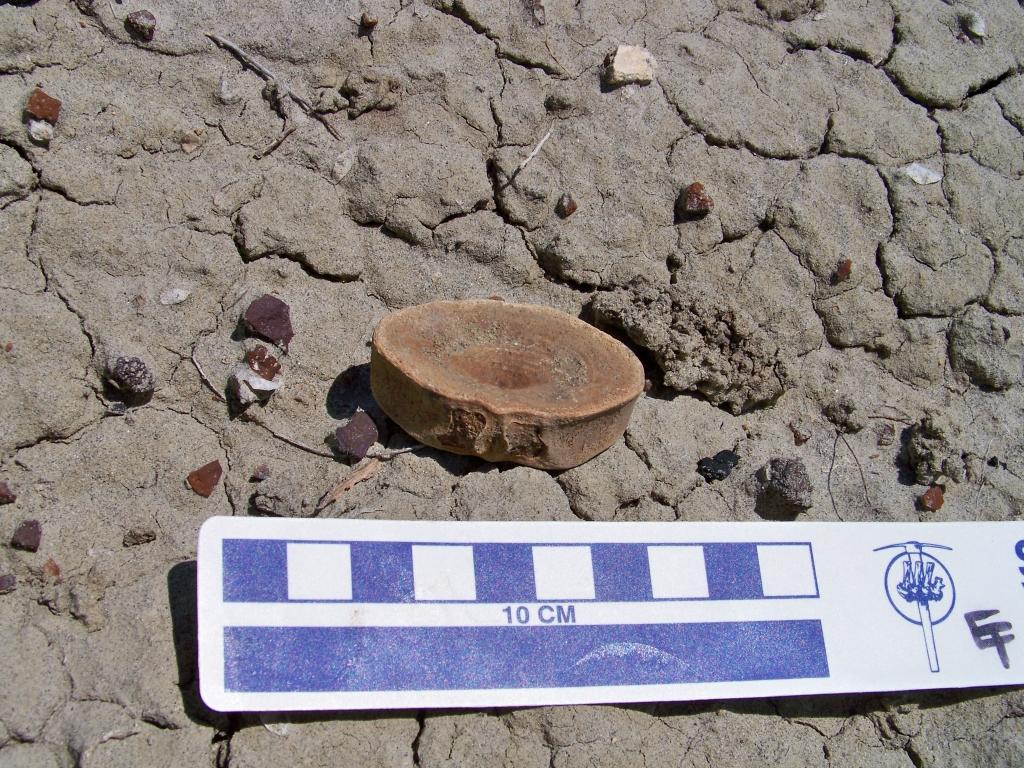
[223,620,829,692]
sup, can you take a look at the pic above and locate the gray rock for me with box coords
[948,304,1024,389]
[594,280,792,414]
[752,457,814,518]
[556,440,654,521]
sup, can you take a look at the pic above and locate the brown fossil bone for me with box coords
[370,300,645,470]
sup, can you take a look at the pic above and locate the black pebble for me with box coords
[697,450,740,482]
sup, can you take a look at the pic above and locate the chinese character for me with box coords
[965,610,1015,669]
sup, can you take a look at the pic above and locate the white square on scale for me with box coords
[287,543,352,601]
[647,546,709,599]
[757,544,817,597]
[533,546,595,600]
[412,545,477,601]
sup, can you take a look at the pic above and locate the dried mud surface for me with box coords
[2,0,1024,764]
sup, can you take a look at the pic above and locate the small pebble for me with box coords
[0,574,16,595]
[187,460,223,497]
[125,9,156,41]
[877,423,895,446]
[104,402,127,417]
[0,481,16,505]
[360,12,378,29]
[556,193,578,218]
[919,485,944,511]
[230,365,282,406]
[903,162,943,185]
[335,411,379,460]
[603,44,656,87]
[684,182,714,214]
[488,296,505,301]
[244,294,294,351]
[27,119,53,144]
[988,455,1000,467]
[697,450,740,482]
[789,421,812,446]
[251,463,272,482]
[25,88,61,123]
[11,520,41,552]
[42,557,61,584]
[159,288,190,305]
[123,527,156,547]
[834,258,853,283]
[961,9,986,38]
[246,345,281,380]
[108,356,155,402]
[4,342,11,352]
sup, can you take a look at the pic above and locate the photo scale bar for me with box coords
[222,539,819,604]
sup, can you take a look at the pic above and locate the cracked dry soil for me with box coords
[2,0,1024,764]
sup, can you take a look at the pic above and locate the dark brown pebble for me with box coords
[835,258,853,283]
[360,12,378,29]
[0,481,15,505]
[877,423,895,446]
[790,423,812,446]
[244,294,294,351]
[251,463,272,482]
[335,411,379,459]
[11,520,41,552]
[246,345,281,380]
[0,574,16,595]
[684,182,714,214]
[42,557,61,584]
[4,342,11,352]
[26,88,61,123]
[125,10,156,41]
[187,460,223,497]
[108,356,155,399]
[920,485,944,511]
[123,527,156,547]
[556,193,578,218]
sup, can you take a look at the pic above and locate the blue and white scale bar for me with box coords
[197,518,1024,711]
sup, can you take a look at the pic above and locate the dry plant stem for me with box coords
[249,419,337,458]
[191,348,225,401]
[317,459,383,511]
[205,33,342,140]
[519,123,554,171]
[253,123,296,159]
[838,431,871,509]
[827,431,844,521]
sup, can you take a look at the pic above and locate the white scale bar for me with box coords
[198,517,1024,712]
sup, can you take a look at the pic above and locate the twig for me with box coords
[191,348,224,401]
[205,33,342,140]
[317,459,383,512]
[249,418,336,458]
[838,431,871,509]
[518,123,554,171]
[867,414,913,424]
[827,431,843,521]
[365,445,423,461]
[253,123,296,159]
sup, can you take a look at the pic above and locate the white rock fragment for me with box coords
[903,162,943,185]
[259,713,290,737]
[961,9,986,38]
[332,147,358,182]
[604,45,657,87]
[159,288,191,305]
[27,119,53,144]
[229,365,282,405]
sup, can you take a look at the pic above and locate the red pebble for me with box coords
[250,463,272,482]
[26,88,61,123]
[243,295,294,351]
[556,193,578,218]
[246,345,281,380]
[920,486,944,511]
[11,520,41,552]
[835,259,853,283]
[42,557,61,584]
[187,460,223,497]
[684,182,714,214]
[335,411,379,460]
[0,482,15,505]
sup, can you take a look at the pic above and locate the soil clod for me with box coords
[123,527,156,547]
[753,457,814,519]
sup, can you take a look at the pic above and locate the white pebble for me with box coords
[27,119,53,144]
[962,9,986,37]
[159,288,191,305]
[903,162,943,185]
[332,147,358,182]
[604,45,657,87]
[229,366,282,406]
